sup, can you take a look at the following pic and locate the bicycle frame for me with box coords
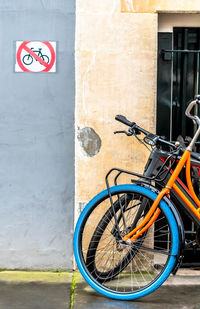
[144,147,200,225]
[123,98,200,244]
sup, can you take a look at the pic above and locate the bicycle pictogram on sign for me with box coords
[22,48,50,66]
[15,41,56,73]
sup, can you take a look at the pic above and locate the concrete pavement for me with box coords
[0,270,199,309]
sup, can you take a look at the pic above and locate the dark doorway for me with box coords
[157,27,200,267]
[157,28,200,141]
[173,28,200,140]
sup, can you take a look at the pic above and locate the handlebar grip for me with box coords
[115,115,135,127]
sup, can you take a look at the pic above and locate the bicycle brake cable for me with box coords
[134,133,151,152]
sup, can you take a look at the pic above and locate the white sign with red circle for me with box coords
[15,41,56,73]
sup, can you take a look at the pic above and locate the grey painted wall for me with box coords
[0,0,75,269]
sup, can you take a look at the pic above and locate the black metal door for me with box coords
[172,28,200,141]
[157,28,200,267]
[157,28,200,140]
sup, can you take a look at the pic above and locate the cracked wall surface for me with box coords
[77,127,101,157]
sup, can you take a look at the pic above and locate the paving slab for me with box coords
[74,282,200,309]
[0,271,72,309]
[74,270,200,309]
[0,281,71,309]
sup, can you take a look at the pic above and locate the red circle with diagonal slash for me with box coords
[17,41,56,72]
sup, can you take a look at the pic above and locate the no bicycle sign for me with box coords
[15,41,56,73]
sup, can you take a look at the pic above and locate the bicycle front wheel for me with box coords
[74,184,180,300]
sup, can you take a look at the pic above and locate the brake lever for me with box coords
[114,130,133,136]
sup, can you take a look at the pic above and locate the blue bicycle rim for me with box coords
[74,184,179,300]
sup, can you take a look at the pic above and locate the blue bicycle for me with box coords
[74,97,200,300]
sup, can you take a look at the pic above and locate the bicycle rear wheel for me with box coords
[74,185,180,300]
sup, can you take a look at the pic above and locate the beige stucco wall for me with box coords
[121,0,200,13]
[75,1,200,222]
[75,1,158,220]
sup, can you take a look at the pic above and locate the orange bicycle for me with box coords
[74,95,200,300]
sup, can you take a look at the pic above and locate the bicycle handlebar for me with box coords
[115,114,175,148]
[115,95,200,154]
[115,115,135,127]
[185,95,200,150]
[185,95,200,123]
